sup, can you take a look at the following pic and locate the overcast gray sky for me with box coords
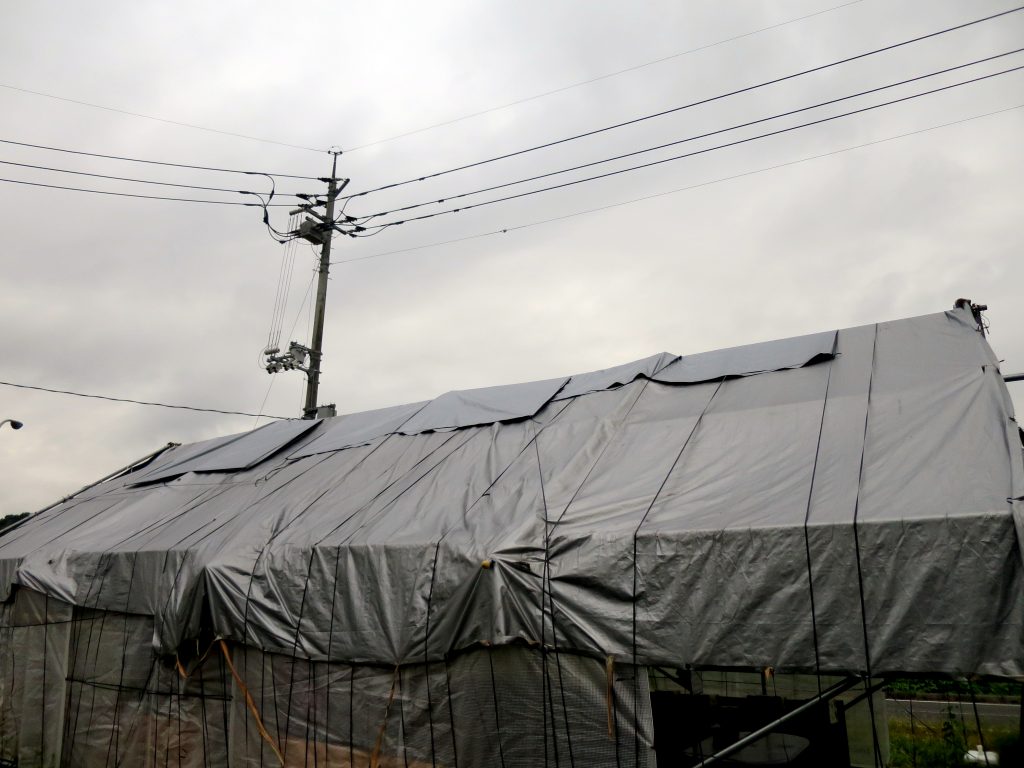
[1,0,1022,516]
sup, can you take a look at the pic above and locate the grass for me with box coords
[888,712,1019,767]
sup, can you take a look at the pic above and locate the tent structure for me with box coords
[1,304,1021,766]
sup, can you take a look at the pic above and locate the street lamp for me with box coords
[0,420,23,430]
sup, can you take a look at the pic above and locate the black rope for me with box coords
[312,432,466,552]
[534,436,575,768]
[487,649,508,768]
[236,453,339,642]
[301,660,312,768]
[909,697,918,768]
[541,379,652,768]
[424,542,442,767]
[397,667,410,768]
[259,646,269,767]
[112,646,159,768]
[281,499,337,746]
[968,683,992,766]
[349,664,355,767]
[631,377,726,767]
[40,593,48,762]
[444,656,460,768]
[803,356,835,694]
[198,650,212,768]
[106,552,140,765]
[73,553,117,754]
[0,609,12,758]
[269,431,435,745]
[219,650,231,763]
[851,324,883,768]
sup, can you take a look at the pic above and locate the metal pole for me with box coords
[303,153,340,419]
[694,675,863,767]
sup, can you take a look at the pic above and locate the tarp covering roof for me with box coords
[2,307,1022,678]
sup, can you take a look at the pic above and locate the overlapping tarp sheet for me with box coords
[131,418,319,485]
[652,328,836,383]
[1,307,1021,678]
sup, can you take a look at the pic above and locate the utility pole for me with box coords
[303,151,342,419]
[264,150,355,419]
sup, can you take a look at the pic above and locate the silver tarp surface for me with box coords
[1,307,1022,679]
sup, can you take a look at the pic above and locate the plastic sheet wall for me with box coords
[0,588,655,767]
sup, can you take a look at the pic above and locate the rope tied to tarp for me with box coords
[606,654,616,739]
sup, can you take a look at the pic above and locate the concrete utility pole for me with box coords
[303,151,342,419]
[263,151,360,418]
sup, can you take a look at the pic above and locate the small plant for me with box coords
[889,708,972,767]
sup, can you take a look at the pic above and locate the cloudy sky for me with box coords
[1,0,1022,516]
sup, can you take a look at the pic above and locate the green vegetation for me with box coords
[888,711,1020,767]
[887,678,1022,700]
[0,512,29,533]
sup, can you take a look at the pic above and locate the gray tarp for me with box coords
[133,418,319,485]
[2,307,1022,678]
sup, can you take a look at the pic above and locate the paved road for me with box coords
[887,698,1021,727]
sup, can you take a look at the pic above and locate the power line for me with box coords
[357,49,1024,220]
[0,158,309,198]
[0,380,292,419]
[0,176,295,206]
[0,137,320,180]
[341,5,1024,201]
[342,1,865,152]
[369,65,1024,227]
[0,83,327,154]
[331,103,1023,265]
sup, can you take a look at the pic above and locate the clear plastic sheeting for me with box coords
[0,589,654,767]
[0,588,72,767]
[229,645,653,768]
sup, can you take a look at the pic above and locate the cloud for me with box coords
[1,0,1022,514]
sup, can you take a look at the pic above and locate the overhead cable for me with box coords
[341,5,1024,201]
[0,82,326,153]
[0,380,292,419]
[0,158,308,198]
[330,103,1023,264]
[0,137,320,180]
[0,176,294,206]
[357,48,1024,220]
[369,65,1024,227]
[342,0,865,152]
